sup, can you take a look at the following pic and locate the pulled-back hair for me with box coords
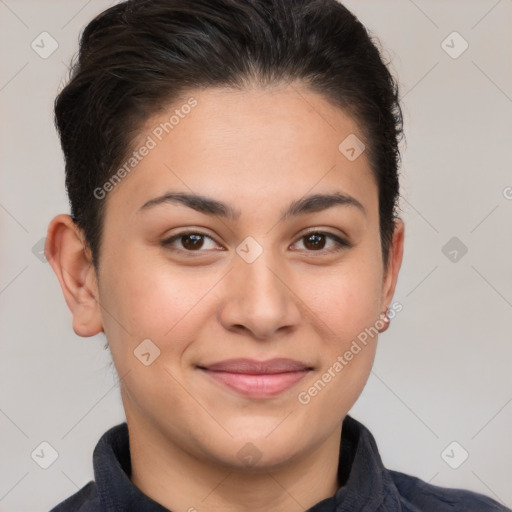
[54,0,403,271]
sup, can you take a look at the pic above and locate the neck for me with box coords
[127,414,342,512]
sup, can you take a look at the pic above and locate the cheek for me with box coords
[304,257,383,344]
[294,248,382,399]
[99,251,225,359]
[294,264,381,423]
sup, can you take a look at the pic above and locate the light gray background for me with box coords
[1,1,511,511]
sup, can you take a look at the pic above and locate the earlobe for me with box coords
[45,214,104,337]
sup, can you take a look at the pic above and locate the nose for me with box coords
[217,249,301,341]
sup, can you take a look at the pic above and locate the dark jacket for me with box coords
[49,415,510,512]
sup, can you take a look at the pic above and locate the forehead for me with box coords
[105,84,377,221]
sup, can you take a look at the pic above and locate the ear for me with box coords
[45,214,103,337]
[380,218,405,313]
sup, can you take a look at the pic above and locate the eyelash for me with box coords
[161,230,351,256]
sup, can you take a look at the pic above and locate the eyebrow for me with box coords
[137,190,366,221]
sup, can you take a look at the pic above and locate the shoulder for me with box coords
[48,481,99,512]
[388,469,511,512]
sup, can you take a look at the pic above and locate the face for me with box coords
[50,83,403,471]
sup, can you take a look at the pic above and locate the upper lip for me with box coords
[198,358,312,374]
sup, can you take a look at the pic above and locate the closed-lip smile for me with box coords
[197,358,313,398]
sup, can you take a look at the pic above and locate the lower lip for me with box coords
[200,369,310,398]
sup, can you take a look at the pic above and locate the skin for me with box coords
[46,82,404,512]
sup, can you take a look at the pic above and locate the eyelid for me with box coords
[298,227,350,243]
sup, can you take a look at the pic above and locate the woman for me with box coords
[45,0,510,510]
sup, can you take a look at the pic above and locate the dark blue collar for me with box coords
[92,414,401,511]
[52,414,509,511]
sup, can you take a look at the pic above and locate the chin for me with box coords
[217,446,303,474]
[203,427,307,471]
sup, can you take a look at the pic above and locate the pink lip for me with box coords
[198,358,312,398]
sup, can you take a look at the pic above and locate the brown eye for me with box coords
[292,231,350,253]
[181,233,205,250]
[161,232,219,252]
[303,232,327,250]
